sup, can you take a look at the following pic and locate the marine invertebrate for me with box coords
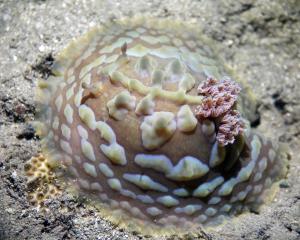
[34,16,288,234]
[25,154,61,207]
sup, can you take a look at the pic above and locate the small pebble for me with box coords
[279,180,290,188]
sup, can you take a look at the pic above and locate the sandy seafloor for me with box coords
[0,0,299,239]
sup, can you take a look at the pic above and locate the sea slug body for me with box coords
[34,16,288,235]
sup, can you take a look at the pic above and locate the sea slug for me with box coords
[33,16,288,235]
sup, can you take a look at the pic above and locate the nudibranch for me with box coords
[34,17,288,234]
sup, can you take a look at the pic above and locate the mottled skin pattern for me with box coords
[35,17,287,233]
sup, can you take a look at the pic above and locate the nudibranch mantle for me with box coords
[35,16,288,234]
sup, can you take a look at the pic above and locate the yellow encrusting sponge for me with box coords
[25,154,61,208]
